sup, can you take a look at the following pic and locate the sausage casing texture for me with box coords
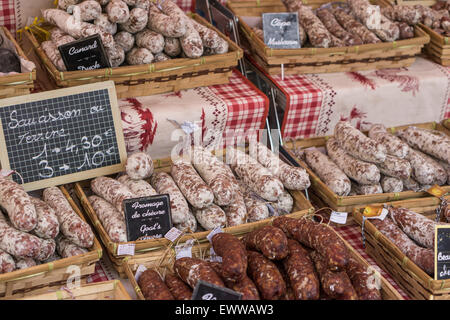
[270,190,293,215]
[125,152,154,180]
[31,197,59,239]
[243,226,288,260]
[88,195,127,243]
[138,269,174,300]
[56,235,88,258]
[368,124,410,159]
[406,148,447,185]
[304,148,351,196]
[194,204,227,230]
[0,178,37,232]
[43,187,94,248]
[174,257,224,288]
[388,206,438,249]
[165,273,192,300]
[283,239,320,300]
[381,176,403,193]
[326,138,380,185]
[334,121,387,164]
[255,142,310,191]
[310,251,358,300]
[0,249,15,273]
[91,176,136,215]
[273,216,349,270]
[171,161,214,209]
[345,256,381,300]
[352,182,383,195]
[247,250,286,300]
[150,172,190,224]
[371,217,434,275]
[174,211,197,233]
[16,258,36,270]
[398,126,450,165]
[228,148,284,201]
[135,29,165,54]
[222,191,247,226]
[147,3,186,37]
[377,155,412,180]
[332,8,381,44]
[106,0,130,23]
[212,232,247,282]
[117,174,157,197]
[120,7,148,34]
[316,8,363,46]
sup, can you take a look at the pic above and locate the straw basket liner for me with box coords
[283,121,450,212]
[353,196,450,300]
[0,186,102,299]
[227,0,430,75]
[25,15,243,99]
[0,27,36,99]
[13,280,131,300]
[123,222,404,300]
[74,149,314,277]
[380,0,450,66]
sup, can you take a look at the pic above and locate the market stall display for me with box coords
[379,0,450,65]
[0,184,102,299]
[284,121,450,211]
[75,146,313,277]
[124,219,404,300]
[26,0,242,98]
[227,0,429,74]
[0,27,35,98]
[353,196,450,299]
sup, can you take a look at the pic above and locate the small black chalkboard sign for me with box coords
[435,225,450,280]
[262,12,300,49]
[123,194,172,242]
[191,280,242,300]
[58,34,111,72]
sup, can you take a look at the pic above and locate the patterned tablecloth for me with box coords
[266,57,450,140]
[120,69,269,159]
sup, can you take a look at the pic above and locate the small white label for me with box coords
[134,264,147,282]
[209,247,223,263]
[164,227,183,243]
[117,243,135,256]
[367,208,388,221]
[330,211,348,224]
[175,239,194,260]
[207,227,223,243]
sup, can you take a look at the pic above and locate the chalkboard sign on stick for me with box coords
[262,12,300,49]
[58,34,111,72]
[123,194,172,242]
[191,280,242,300]
[0,81,127,191]
[435,225,450,280]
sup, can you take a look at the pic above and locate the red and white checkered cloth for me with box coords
[0,0,16,35]
[335,224,410,300]
[267,57,450,140]
[175,0,196,12]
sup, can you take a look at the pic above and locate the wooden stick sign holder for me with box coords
[0,81,127,191]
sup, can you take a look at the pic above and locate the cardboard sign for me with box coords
[191,280,242,300]
[123,194,172,242]
[435,225,450,280]
[58,34,111,71]
[0,81,126,191]
[262,12,301,49]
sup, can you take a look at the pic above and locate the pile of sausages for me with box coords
[137,218,383,300]
[0,179,94,274]
[382,0,450,37]
[294,121,449,197]
[252,0,416,49]
[369,206,448,275]
[41,0,229,71]
[88,145,310,240]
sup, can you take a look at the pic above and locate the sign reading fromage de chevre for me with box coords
[123,194,173,242]
[262,12,301,49]
[58,34,111,71]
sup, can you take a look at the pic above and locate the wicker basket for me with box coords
[25,15,243,99]
[227,0,430,75]
[0,185,102,299]
[353,196,450,300]
[74,151,314,276]
[381,0,450,66]
[0,27,36,99]
[14,280,131,300]
[443,118,450,131]
[123,224,404,300]
[283,121,450,212]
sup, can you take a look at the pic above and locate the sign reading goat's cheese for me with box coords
[262,12,301,49]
